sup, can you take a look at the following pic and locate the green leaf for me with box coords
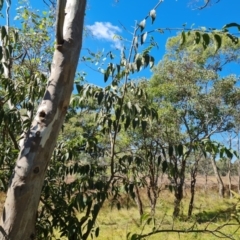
[149,56,154,68]
[134,103,141,113]
[107,119,112,129]
[141,32,147,45]
[132,118,139,129]
[97,91,104,105]
[223,22,240,31]
[13,30,19,43]
[127,101,132,110]
[142,54,150,68]
[76,84,83,93]
[178,144,183,157]
[111,79,118,89]
[157,156,161,166]
[129,183,135,199]
[0,0,3,11]
[146,217,152,225]
[139,19,146,32]
[131,234,138,240]
[87,219,92,232]
[140,213,150,224]
[117,64,121,74]
[180,31,185,46]
[225,148,233,159]
[214,34,222,52]
[5,48,9,60]
[149,9,156,24]
[137,88,143,97]
[126,232,132,240]
[168,145,174,157]
[202,33,210,49]
[95,227,100,237]
[141,120,147,132]
[136,58,142,71]
[104,69,110,82]
[226,33,239,44]
[121,58,127,66]
[115,107,121,120]
[125,116,131,130]
[0,46,2,61]
[117,124,121,132]
[129,62,135,73]
[133,36,138,49]
[162,161,168,173]
[233,150,239,158]
[194,31,201,44]
[161,146,166,158]
[219,147,224,158]
[1,26,7,41]
[202,149,207,158]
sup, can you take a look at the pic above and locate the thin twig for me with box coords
[137,224,238,240]
[5,0,11,33]
[193,0,221,10]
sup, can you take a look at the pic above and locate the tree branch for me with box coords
[137,223,238,239]
[193,0,221,10]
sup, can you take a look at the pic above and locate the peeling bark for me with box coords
[0,0,86,239]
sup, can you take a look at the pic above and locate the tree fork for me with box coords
[0,0,86,239]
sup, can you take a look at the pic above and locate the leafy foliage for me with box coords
[179,23,240,52]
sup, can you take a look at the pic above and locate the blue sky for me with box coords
[1,0,240,86]
[3,0,239,86]
[81,0,240,85]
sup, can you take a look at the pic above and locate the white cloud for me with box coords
[86,22,122,49]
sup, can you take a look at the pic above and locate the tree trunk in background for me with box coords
[173,184,184,218]
[204,172,208,193]
[227,158,232,198]
[227,136,232,198]
[188,160,199,217]
[238,160,240,194]
[135,185,144,216]
[173,159,186,218]
[211,155,225,198]
[0,1,86,239]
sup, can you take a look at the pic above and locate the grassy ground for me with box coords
[95,188,240,240]
[1,177,240,239]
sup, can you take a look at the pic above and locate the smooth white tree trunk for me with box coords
[0,1,86,239]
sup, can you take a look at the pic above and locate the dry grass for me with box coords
[0,176,240,239]
[96,188,240,240]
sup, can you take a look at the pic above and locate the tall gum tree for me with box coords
[0,0,86,239]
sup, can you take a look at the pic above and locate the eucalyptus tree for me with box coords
[149,32,240,216]
[0,0,86,239]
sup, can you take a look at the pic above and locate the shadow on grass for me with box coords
[194,202,235,223]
